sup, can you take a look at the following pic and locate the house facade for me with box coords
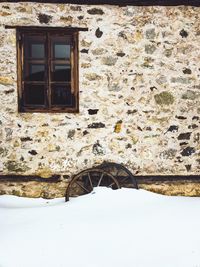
[1,0,200,198]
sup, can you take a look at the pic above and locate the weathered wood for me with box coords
[1,174,200,183]
[136,175,200,183]
[5,26,88,31]
[2,0,200,6]
[0,175,61,183]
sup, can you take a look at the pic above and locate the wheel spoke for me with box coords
[97,173,104,187]
[74,180,90,193]
[116,169,120,177]
[88,172,94,189]
[108,181,115,188]
[120,177,129,184]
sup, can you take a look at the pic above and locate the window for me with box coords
[17,27,79,112]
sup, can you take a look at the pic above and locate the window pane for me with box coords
[52,65,71,82]
[54,44,70,59]
[31,44,45,59]
[25,64,45,81]
[51,84,73,106]
[25,35,46,59]
[24,84,45,105]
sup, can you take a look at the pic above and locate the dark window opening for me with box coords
[17,28,79,113]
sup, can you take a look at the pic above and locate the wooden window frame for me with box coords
[17,27,79,113]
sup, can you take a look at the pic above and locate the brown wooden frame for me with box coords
[17,27,79,113]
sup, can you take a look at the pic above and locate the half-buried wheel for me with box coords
[65,168,120,202]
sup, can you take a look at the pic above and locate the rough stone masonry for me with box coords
[0,2,200,197]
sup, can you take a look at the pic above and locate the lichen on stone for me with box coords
[5,161,30,173]
[154,91,175,106]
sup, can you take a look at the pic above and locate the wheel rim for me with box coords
[98,162,138,189]
[65,168,120,202]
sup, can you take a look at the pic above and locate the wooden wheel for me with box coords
[98,162,138,189]
[65,168,120,202]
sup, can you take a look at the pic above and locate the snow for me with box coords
[1,188,200,267]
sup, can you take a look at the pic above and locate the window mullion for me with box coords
[47,32,51,109]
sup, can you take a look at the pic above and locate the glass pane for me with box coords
[52,65,71,82]
[25,35,46,59]
[24,84,45,105]
[25,64,45,81]
[31,44,45,59]
[51,84,72,106]
[54,44,70,59]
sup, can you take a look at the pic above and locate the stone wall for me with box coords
[0,2,200,197]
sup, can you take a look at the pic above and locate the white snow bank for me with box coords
[1,188,200,267]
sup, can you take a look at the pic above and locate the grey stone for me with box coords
[83,130,89,136]
[188,124,198,129]
[156,75,167,85]
[91,48,105,55]
[183,68,192,74]
[118,31,127,40]
[161,149,177,159]
[0,147,8,157]
[20,137,33,142]
[164,49,173,57]
[176,116,187,120]
[38,13,52,24]
[116,52,125,57]
[145,44,156,54]
[85,73,102,81]
[178,132,191,140]
[5,89,14,94]
[182,90,200,100]
[127,109,137,114]
[92,141,105,155]
[5,128,12,141]
[145,28,156,39]
[28,150,38,155]
[185,164,191,171]
[88,122,105,128]
[87,8,104,15]
[68,130,75,139]
[95,28,103,38]
[80,49,89,54]
[102,57,118,66]
[171,77,191,84]
[192,116,199,120]
[108,83,121,92]
[181,147,195,156]
[166,125,179,133]
[88,109,99,115]
[70,6,82,11]
[180,29,188,38]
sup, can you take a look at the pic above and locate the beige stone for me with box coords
[0,76,14,85]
